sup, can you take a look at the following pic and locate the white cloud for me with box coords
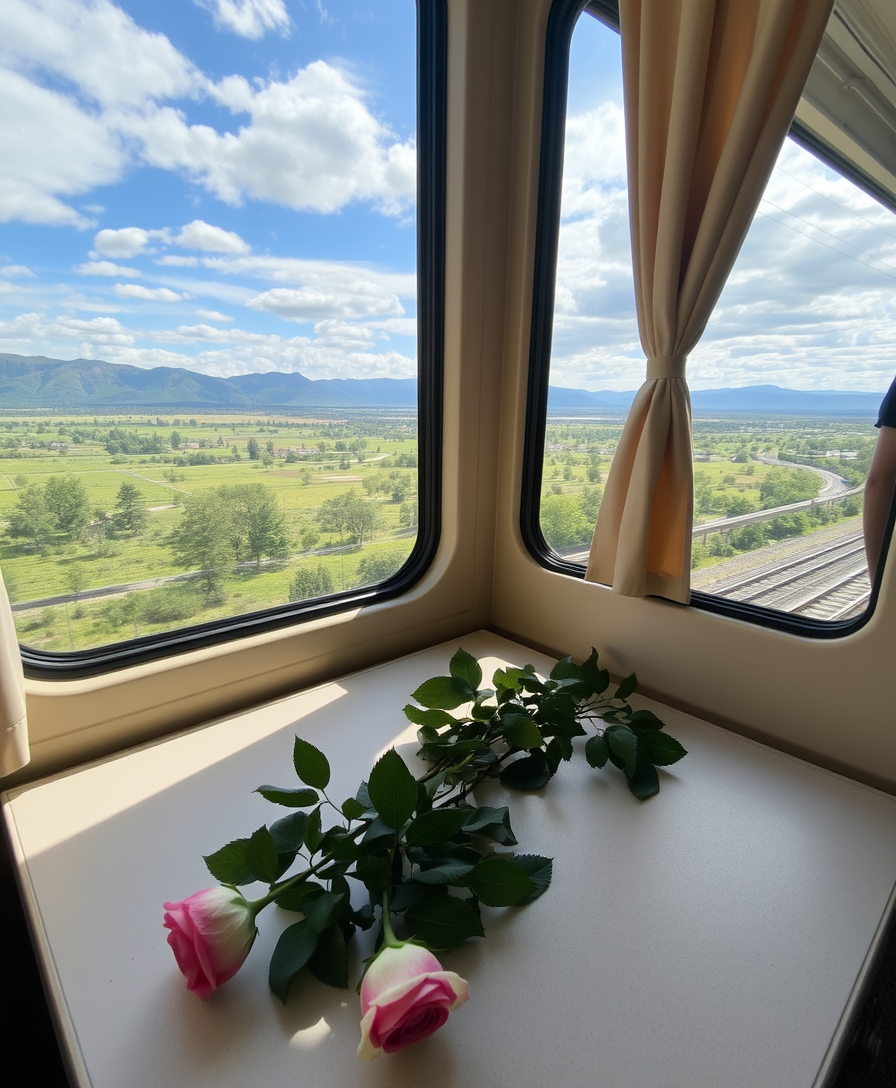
[547,121,896,392]
[196,309,234,322]
[76,260,141,277]
[94,227,153,258]
[174,219,249,253]
[113,284,184,302]
[156,255,200,267]
[312,320,375,347]
[170,323,272,343]
[0,68,124,227]
[248,284,403,322]
[0,311,134,347]
[125,61,416,215]
[195,0,290,40]
[0,0,199,109]
[0,265,35,277]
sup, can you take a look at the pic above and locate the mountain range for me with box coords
[0,354,884,414]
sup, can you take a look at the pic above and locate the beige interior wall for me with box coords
[13,0,896,794]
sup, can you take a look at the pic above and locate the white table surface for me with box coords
[5,631,896,1088]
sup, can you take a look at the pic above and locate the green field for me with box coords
[0,408,878,651]
[0,411,418,651]
[538,411,872,565]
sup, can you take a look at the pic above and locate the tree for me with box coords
[44,474,91,537]
[224,484,290,567]
[113,482,147,535]
[356,550,406,585]
[170,430,182,449]
[6,485,54,548]
[289,564,334,601]
[247,438,260,461]
[169,491,234,599]
[540,494,591,549]
[342,490,385,545]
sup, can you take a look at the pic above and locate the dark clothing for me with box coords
[878,376,896,428]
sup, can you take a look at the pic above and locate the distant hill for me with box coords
[0,355,884,413]
[0,354,417,409]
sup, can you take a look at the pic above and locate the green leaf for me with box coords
[300,886,346,933]
[449,647,482,695]
[274,880,321,913]
[627,754,660,800]
[629,708,665,731]
[360,815,396,846]
[614,672,638,700]
[585,734,609,769]
[642,731,688,766]
[269,812,307,854]
[403,704,457,727]
[581,649,610,695]
[203,838,255,885]
[341,797,365,820]
[513,855,553,904]
[354,781,376,813]
[308,923,348,989]
[255,785,319,808]
[502,712,544,750]
[293,737,331,790]
[303,807,323,853]
[389,882,427,912]
[367,748,418,829]
[462,806,518,846]
[269,920,318,1004]
[499,750,552,790]
[549,655,580,681]
[411,676,469,710]
[245,825,279,884]
[353,853,392,895]
[406,807,470,846]
[405,894,484,951]
[606,725,639,777]
[492,665,525,693]
[468,856,536,907]
[411,861,476,885]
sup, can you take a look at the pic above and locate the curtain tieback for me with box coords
[646,355,687,380]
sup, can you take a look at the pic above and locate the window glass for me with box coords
[0,0,422,654]
[538,7,896,625]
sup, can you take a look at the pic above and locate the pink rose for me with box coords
[163,887,257,999]
[357,943,469,1059]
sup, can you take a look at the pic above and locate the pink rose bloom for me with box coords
[358,943,469,1059]
[163,887,257,999]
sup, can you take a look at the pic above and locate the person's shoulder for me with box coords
[877,376,896,429]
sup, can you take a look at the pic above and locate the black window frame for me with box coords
[20,0,447,680]
[520,0,891,638]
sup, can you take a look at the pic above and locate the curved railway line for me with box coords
[563,529,872,621]
[696,530,871,620]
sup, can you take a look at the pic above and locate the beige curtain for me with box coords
[586,0,834,601]
[0,566,29,776]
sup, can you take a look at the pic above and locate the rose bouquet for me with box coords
[164,647,687,1057]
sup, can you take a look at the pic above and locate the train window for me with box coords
[0,0,445,676]
[523,0,896,635]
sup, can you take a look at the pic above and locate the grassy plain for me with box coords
[0,408,879,651]
[0,411,418,650]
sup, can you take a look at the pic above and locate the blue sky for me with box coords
[0,0,418,380]
[553,11,896,395]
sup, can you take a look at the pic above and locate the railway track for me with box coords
[562,529,873,621]
[699,531,871,620]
